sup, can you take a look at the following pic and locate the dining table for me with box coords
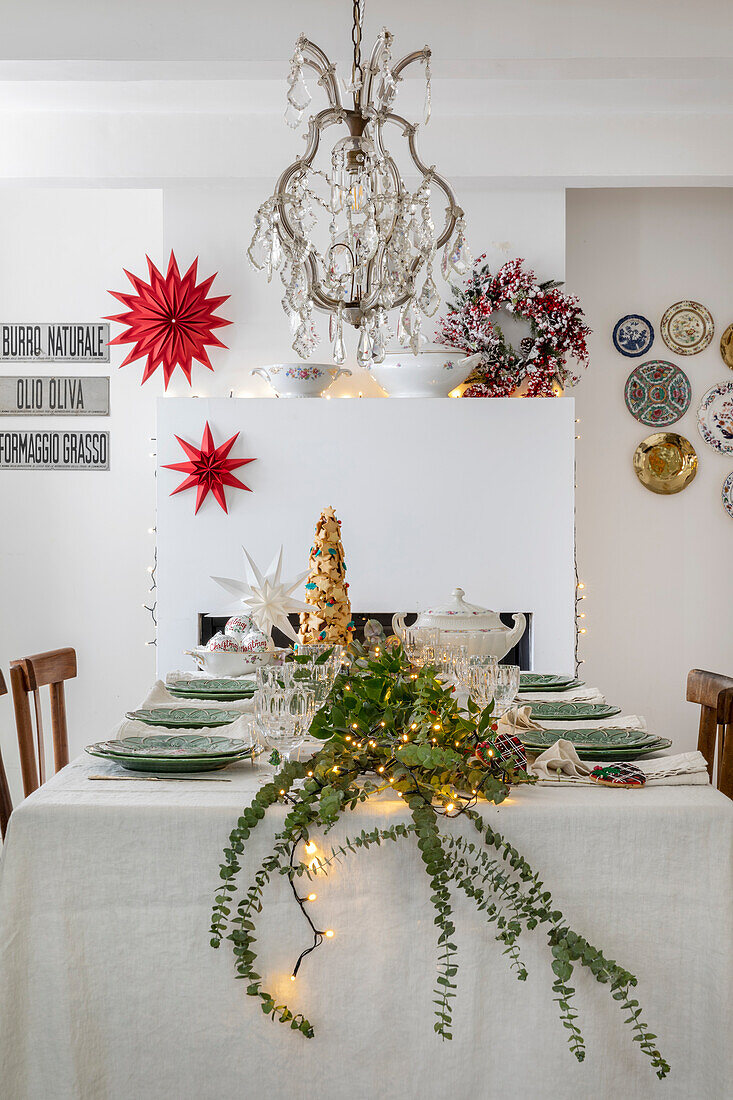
[0,682,732,1100]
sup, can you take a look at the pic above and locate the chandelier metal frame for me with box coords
[248,0,471,364]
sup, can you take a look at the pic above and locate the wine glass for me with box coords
[492,664,520,719]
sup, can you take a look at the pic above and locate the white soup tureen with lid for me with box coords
[393,587,526,661]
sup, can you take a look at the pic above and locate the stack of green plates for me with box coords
[167,677,256,702]
[86,733,258,773]
[519,673,584,693]
[519,727,672,761]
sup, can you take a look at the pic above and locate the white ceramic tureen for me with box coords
[393,587,526,661]
[369,346,481,398]
[252,364,351,398]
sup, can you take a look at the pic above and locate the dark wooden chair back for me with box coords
[10,648,76,797]
[0,670,12,839]
[686,669,733,798]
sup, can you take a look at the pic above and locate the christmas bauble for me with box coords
[207,633,240,652]
[225,614,254,639]
[241,629,268,653]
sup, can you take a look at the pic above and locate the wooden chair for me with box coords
[10,648,76,797]
[0,670,12,839]
[686,669,733,798]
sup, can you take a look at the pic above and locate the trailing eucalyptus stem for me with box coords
[210,643,669,1080]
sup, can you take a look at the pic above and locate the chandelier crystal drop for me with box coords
[247,0,470,364]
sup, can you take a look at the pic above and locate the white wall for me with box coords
[156,398,577,676]
[0,189,162,800]
[567,188,733,749]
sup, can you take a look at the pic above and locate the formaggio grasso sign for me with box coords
[0,323,110,362]
[0,430,109,469]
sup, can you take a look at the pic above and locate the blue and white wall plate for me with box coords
[612,314,655,357]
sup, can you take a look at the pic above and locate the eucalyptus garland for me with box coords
[210,645,669,1080]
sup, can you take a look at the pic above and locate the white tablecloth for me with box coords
[1,752,731,1100]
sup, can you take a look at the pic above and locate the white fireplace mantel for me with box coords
[156,397,576,674]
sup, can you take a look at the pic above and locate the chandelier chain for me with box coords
[351,0,364,100]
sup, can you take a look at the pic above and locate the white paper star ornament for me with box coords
[211,544,309,642]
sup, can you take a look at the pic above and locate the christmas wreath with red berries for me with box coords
[437,256,591,397]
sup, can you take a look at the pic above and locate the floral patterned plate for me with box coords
[125,707,238,729]
[660,300,714,355]
[526,701,621,721]
[624,360,691,426]
[723,472,733,518]
[612,314,654,358]
[697,382,733,454]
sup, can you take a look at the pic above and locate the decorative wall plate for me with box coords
[125,707,238,729]
[624,360,691,426]
[525,701,621,722]
[722,472,733,518]
[720,323,733,369]
[660,300,714,355]
[612,315,654,357]
[633,432,697,494]
[697,382,733,454]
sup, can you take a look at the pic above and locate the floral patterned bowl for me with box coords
[370,347,481,398]
[252,364,352,398]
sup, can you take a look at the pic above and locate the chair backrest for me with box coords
[0,670,12,839]
[10,648,76,797]
[686,669,733,797]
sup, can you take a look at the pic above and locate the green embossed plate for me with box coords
[88,733,253,758]
[519,674,578,691]
[85,747,253,773]
[519,677,584,694]
[574,738,672,761]
[526,701,622,722]
[168,678,256,695]
[125,707,239,729]
[520,728,656,751]
[85,732,260,773]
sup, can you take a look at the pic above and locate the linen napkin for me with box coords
[518,685,605,704]
[142,679,255,714]
[530,739,709,786]
[497,705,543,737]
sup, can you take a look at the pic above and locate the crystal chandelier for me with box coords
[247,0,472,365]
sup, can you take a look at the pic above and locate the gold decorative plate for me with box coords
[633,432,697,494]
[720,323,733,369]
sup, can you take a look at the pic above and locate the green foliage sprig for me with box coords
[210,644,669,1080]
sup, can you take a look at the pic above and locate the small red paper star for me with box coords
[105,252,231,388]
[162,422,255,514]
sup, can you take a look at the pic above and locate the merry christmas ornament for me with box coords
[106,252,231,388]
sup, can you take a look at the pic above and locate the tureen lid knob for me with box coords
[452,587,465,599]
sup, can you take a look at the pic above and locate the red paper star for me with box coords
[162,422,255,514]
[106,252,231,388]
